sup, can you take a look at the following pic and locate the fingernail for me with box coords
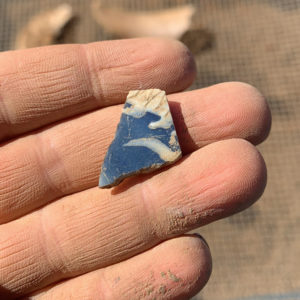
[192,233,210,249]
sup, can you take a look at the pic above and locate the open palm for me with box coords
[0,38,271,299]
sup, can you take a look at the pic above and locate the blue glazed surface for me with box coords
[99,90,181,188]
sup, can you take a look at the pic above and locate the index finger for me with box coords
[0,38,196,141]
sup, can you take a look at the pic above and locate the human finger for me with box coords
[0,139,266,296]
[0,38,195,141]
[0,82,271,224]
[27,235,211,300]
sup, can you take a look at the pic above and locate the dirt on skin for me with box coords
[168,270,181,283]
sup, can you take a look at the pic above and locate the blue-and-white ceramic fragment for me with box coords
[99,89,182,188]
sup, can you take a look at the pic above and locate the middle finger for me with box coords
[0,82,270,224]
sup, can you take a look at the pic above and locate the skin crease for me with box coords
[0,38,271,300]
[0,38,196,140]
[0,83,271,224]
[29,236,212,300]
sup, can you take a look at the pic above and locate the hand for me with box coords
[0,38,271,299]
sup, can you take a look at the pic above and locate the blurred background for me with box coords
[0,0,299,299]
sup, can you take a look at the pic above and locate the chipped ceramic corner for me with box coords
[99,89,182,188]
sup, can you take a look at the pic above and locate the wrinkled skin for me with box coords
[0,38,271,300]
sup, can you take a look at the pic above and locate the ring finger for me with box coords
[0,138,267,297]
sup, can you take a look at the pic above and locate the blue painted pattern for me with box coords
[99,89,181,188]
